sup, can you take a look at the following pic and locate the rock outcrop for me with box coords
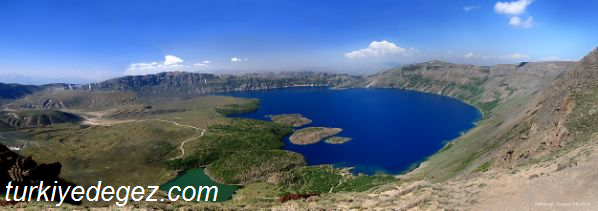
[0,144,80,205]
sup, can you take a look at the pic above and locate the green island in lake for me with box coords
[289,127,343,145]
[267,113,312,127]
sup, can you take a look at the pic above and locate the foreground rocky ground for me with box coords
[272,136,598,210]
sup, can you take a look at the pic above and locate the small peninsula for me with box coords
[324,136,352,144]
[268,113,312,127]
[289,127,342,145]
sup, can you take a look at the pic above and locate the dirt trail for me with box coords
[170,127,206,160]
[328,169,352,193]
[134,119,207,160]
[328,178,344,193]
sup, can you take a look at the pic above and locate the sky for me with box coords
[1,0,597,84]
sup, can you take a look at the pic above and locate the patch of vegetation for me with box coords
[457,82,485,100]
[565,83,598,144]
[166,118,299,185]
[335,174,395,192]
[437,142,453,153]
[474,162,490,173]
[280,165,395,194]
[206,150,306,184]
[477,99,500,117]
[216,100,259,115]
[169,119,292,169]
[405,75,435,86]
[456,153,479,173]
[144,141,177,165]
[281,165,342,193]
[476,92,502,117]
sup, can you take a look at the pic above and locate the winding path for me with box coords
[146,119,206,160]
[328,169,352,193]
[329,177,345,193]
[171,128,206,160]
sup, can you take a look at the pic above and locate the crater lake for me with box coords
[225,87,481,174]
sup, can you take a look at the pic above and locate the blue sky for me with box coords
[1,0,597,84]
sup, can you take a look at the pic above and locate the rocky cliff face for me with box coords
[84,71,362,96]
[5,90,138,110]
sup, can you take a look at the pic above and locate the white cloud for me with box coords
[494,0,534,28]
[230,57,248,62]
[194,60,211,67]
[345,40,415,59]
[163,55,183,66]
[464,52,475,58]
[509,16,534,28]
[494,0,533,16]
[503,53,530,60]
[125,55,184,75]
[463,6,479,12]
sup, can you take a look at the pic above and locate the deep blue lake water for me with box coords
[224,87,481,174]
